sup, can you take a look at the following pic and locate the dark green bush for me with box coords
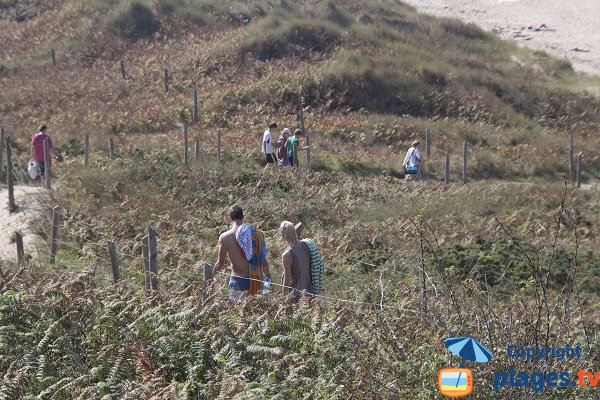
[318,52,429,115]
[421,68,446,86]
[438,238,575,288]
[108,2,160,41]
[240,19,340,61]
[325,2,353,27]
[155,0,206,25]
[59,138,84,157]
[155,0,176,14]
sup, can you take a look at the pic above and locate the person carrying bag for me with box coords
[402,140,422,181]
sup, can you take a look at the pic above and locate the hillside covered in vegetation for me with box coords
[1,0,600,398]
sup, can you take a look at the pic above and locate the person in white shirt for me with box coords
[262,122,277,168]
[402,140,423,181]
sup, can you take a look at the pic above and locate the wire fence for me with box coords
[8,160,514,331]
[1,142,441,311]
[1,44,591,186]
[0,44,591,315]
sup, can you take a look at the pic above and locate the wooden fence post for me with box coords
[183,124,189,168]
[192,89,198,125]
[148,225,158,291]
[0,127,4,182]
[425,128,431,158]
[43,137,51,189]
[306,134,311,170]
[568,133,574,185]
[107,240,120,284]
[217,129,222,162]
[577,152,583,189]
[300,110,310,170]
[109,137,115,159]
[49,206,59,264]
[293,142,298,168]
[142,235,150,290]
[195,137,200,162]
[15,231,24,264]
[444,153,449,185]
[164,68,169,92]
[203,262,213,299]
[6,138,16,212]
[462,140,468,184]
[84,132,90,167]
[120,60,126,79]
[51,49,56,66]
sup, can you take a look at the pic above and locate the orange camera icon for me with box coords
[438,368,474,398]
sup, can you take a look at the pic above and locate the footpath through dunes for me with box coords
[0,185,47,263]
[402,0,600,76]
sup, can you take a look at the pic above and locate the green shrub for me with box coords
[239,18,341,61]
[155,0,206,25]
[439,238,572,288]
[543,58,574,78]
[59,138,84,157]
[421,68,446,86]
[381,15,421,34]
[325,2,353,27]
[108,1,160,41]
[320,51,428,115]
[470,150,512,179]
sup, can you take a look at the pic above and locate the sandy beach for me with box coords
[0,186,47,263]
[403,0,600,76]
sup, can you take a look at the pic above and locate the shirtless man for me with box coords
[213,204,271,301]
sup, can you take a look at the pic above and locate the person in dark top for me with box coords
[276,128,291,166]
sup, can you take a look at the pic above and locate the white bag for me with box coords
[28,161,38,180]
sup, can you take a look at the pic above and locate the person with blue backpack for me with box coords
[402,140,422,181]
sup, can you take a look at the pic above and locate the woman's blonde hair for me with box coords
[279,221,298,245]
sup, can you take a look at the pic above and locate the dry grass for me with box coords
[2,1,600,397]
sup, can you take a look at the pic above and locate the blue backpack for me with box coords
[404,148,419,174]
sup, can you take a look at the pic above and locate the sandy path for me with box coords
[0,185,49,263]
[403,0,600,76]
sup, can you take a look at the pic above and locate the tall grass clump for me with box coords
[314,50,436,115]
[155,0,263,26]
[439,18,490,41]
[239,17,341,61]
[155,0,206,24]
[108,1,160,40]
[324,1,353,27]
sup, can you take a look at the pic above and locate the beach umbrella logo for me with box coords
[444,336,493,363]
[438,336,493,398]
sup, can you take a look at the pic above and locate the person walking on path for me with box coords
[30,125,58,180]
[276,128,291,166]
[213,205,271,302]
[286,129,309,167]
[279,221,315,301]
[402,140,423,181]
[262,122,277,168]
